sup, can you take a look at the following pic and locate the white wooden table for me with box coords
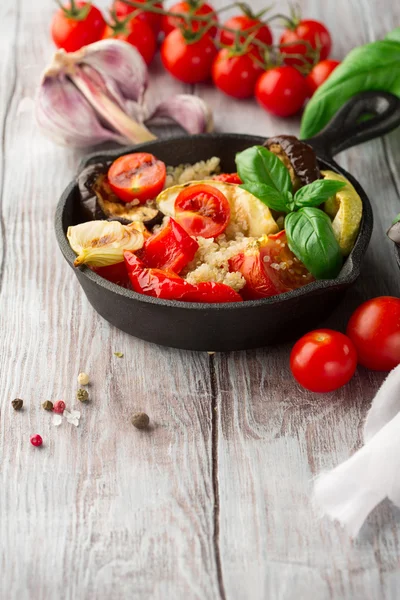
[1,1,400,598]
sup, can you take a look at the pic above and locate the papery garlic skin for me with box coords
[68,220,145,267]
[147,94,214,135]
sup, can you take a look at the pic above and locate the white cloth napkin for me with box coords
[313,364,400,537]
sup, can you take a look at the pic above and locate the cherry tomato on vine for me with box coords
[212,50,264,99]
[162,1,218,37]
[255,66,308,117]
[113,0,164,35]
[161,29,217,83]
[108,153,166,203]
[174,183,230,238]
[51,1,106,52]
[219,15,272,60]
[103,17,156,65]
[346,296,400,371]
[290,329,357,393]
[280,20,332,66]
[306,59,340,95]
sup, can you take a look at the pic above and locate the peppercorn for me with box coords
[131,412,150,429]
[11,399,23,411]
[42,400,54,411]
[78,372,89,385]
[30,434,43,447]
[53,400,66,414]
[77,388,89,402]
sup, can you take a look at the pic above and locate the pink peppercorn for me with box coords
[53,400,66,414]
[30,434,43,447]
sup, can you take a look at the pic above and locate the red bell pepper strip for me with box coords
[213,173,242,184]
[184,282,243,303]
[90,262,131,288]
[139,217,198,273]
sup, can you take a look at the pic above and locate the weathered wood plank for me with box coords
[0,1,220,599]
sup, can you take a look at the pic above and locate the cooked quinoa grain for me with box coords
[165,157,221,188]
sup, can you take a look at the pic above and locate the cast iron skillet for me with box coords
[55,91,400,351]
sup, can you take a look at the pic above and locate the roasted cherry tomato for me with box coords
[103,18,156,65]
[90,262,131,288]
[113,0,164,35]
[51,1,106,52]
[161,29,217,83]
[213,173,242,184]
[162,1,218,37]
[139,218,199,273]
[108,153,166,204]
[219,15,272,60]
[306,59,340,95]
[174,184,230,238]
[229,231,314,300]
[280,19,332,66]
[346,296,400,371]
[212,50,264,99]
[290,329,357,392]
[255,66,308,117]
[185,282,243,303]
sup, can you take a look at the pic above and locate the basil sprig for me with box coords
[300,29,400,138]
[236,145,345,280]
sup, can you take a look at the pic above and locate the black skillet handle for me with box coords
[303,91,400,160]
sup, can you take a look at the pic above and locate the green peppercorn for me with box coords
[11,399,23,411]
[77,388,89,402]
[131,412,150,429]
[42,400,54,411]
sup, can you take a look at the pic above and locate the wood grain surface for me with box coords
[1,0,400,599]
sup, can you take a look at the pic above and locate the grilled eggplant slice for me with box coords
[264,135,320,191]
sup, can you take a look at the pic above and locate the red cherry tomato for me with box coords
[185,282,243,303]
[51,2,106,52]
[174,184,230,238]
[113,0,164,35]
[280,20,332,66]
[346,296,400,371]
[219,15,272,60]
[229,231,313,300]
[213,173,242,184]
[290,329,357,393]
[103,18,156,65]
[162,1,218,37]
[255,66,308,117]
[212,50,264,99]
[306,59,340,95]
[108,153,166,204]
[161,29,217,83]
[139,218,199,273]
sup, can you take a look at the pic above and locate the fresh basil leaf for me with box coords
[386,28,400,43]
[285,207,343,279]
[236,146,292,196]
[241,182,293,213]
[294,180,346,208]
[300,40,400,138]
[392,213,400,225]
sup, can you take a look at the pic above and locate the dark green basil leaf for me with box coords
[386,28,400,43]
[294,180,345,208]
[236,146,292,195]
[285,208,343,279]
[240,182,294,213]
[300,40,400,138]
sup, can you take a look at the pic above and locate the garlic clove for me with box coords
[146,94,214,135]
[36,75,127,147]
[67,220,145,267]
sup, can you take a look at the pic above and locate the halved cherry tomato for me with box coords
[346,296,400,371]
[103,18,156,65]
[90,262,131,288]
[213,173,242,184]
[51,2,106,52]
[184,282,243,303]
[113,0,164,35]
[108,153,166,204]
[280,20,332,66]
[174,183,230,238]
[212,50,264,99]
[306,59,340,95]
[290,329,357,392]
[139,218,199,273]
[162,1,218,37]
[219,15,272,61]
[229,231,314,300]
